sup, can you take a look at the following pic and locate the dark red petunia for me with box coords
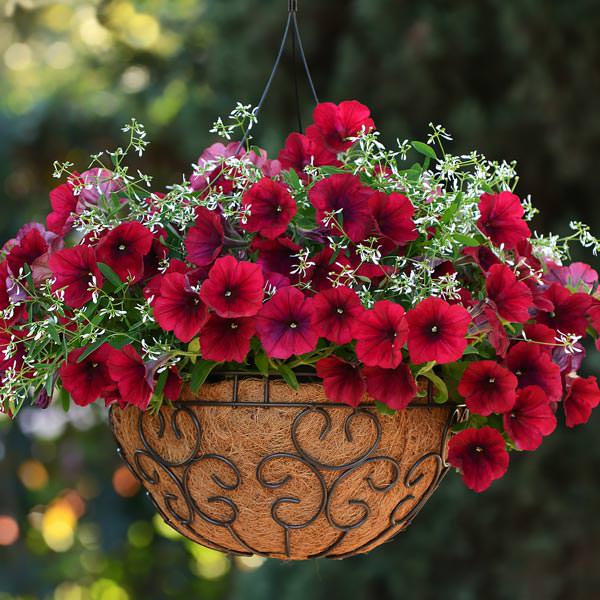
[485,264,533,323]
[483,307,509,358]
[143,231,169,280]
[6,227,49,278]
[316,356,366,407]
[251,236,301,286]
[353,300,408,368]
[255,286,317,359]
[505,342,562,402]
[59,345,114,407]
[369,191,418,248]
[309,173,373,243]
[563,376,600,428]
[503,385,556,450]
[312,286,364,345]
[107,345,153,410]
[406,297,471,365]
[309,100,375,153]
[303,247,352,292]
[47,182,78,236]
[241,177,297,239]
[523,323,556,354]
[164,366,183,402]
[199,313,256,363]
[462,245,501,272]
[153,273,209,343]
[200,255,264,318]
[477,191,531,249]
[49,246,104,309]
[447,426,509,492]
[458,360,518,416]
[363,363,417,410]
[278,132,339,179]
[184,206,224,266]
[96,221,153,282]
[536,283,593,336]
[589,304,600,351]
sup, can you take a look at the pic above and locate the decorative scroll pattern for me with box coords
[111,394,466,559]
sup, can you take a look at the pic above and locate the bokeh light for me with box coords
[18,459,49,491]
[41,500,78,552]
[0,515,20,546]
[112,466,140,498]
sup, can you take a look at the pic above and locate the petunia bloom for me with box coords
[536,283,593,336]
[200,255,264,318]
[363,363,417,410]
[458,360,518,416]
[49,245,104,309]
[59,345,114,407]
[302,247,351,292]
[485,264,533,323]
[309,173,373,243]
[255,286,317,359]
[563,376,600,428]
[503,386,556,450]
[369,191,418,249]
[447,426,510,492]
[47,182,78,236]
[477,191,531,249]
[316,357,366,407]
[406,297,471,364]
[107,345,154,410]
[199,314,256,363]
[153,273,209,343]
[164,367,183,402]
[185,207,224,266]
[277,132,339,179]
[312,286,364,345]
[96,221,153,282]
[241,177,297,239]
[353,300,408,368]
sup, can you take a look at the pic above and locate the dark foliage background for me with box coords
[1,1,599,599]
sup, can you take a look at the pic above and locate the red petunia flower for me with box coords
[563,376,600,428]
[153,273,209,343]
[406,297,471,365]
[241,178,297,239]
[309,173,373,243]
[302,247,351,292]
[47,182,78,236]
[49,246,104,309]
[477,191,531,249]
[6,227,50,279]
[278,132,339,179]
[536,283,593,336]
[185,207,224,266]
[505,342,562,402]
[458,360,518,416]
[199,314,256,363]
[447,426,509,492]
[143,231,169,281]
[312,286,364,345]
[523,324,556,354]
[483,307,509,358]
[309,100,375,153]
[369,191,418,249]
[251,237,301,288]
[503,386,556,450]
[96,221,153,282]
[363,363,417,410]
[316,356,366,407]
[485,264,533,323]
[255,286,317,359]
[107,345,153,410]
[353,300,408,368]
[164,366,183,402]
[462,245,501,273]
[200,255,264,318]
[59,345,114,407]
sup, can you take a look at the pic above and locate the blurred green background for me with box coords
[1,1,600,598]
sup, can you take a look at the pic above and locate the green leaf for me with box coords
[154,368,169,399]
[190,359,217,392]
[441,192,463,224]
[278,364,299,391]
[375,401,396,416]
[76,338,108,363]
[59,387,70,412]
[411,140,438,161]
[110,334,131,349]
[97,262,123,287]
[441,361,470,402]
[254,351,270,377]
[453,233,481,247]
[420,369,448,404]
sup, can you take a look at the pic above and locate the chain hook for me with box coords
[288,0,298,13]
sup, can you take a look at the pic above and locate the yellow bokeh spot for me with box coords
[79,13,111,49]
[127,520,153,548]
[54,582,87,600]
[89,579,129,600]
[45,42,75,70]
[124,13,160,49]
[18,459,49,491]
[235,554,266,571]
[152,514,183,540]
[42,501,77,552]
[4,43,33,71]
[42,4,74,32]
[188,544,230,580]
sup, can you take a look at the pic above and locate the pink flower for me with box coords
[316,357,366,407]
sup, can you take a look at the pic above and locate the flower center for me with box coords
[230,322,239,329]
[488,377,495,384]
[118,244,126,251]
[430,325,438,334]
[289,322,298,329]
[91,363,99,369]
[224,290,232,297]
[336,307,344,315]
[276,205,283,213]
[474,446,484,453]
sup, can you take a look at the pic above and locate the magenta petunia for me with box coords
[153,272,209,343]
[49,245,104,309]
[255,286,317,359]
[241,177,297,239]
[200,255,264,318]
[485,264,533,323]
[199,314,256,363]
[353,300,408,369]
[477,191,531,249]
[185,206,224,266]
[6,227,50,279]
[369,191,418,248]
[503,385,556,450]
[537,283,593,336]
[458,360,518,416]
[563,376,600,428]
[96,221,153,282]
[107,345,153,410]
[251,236,301,284]
[447,426,509,492]
[406,297,471,365]
[312,286,364,345]
[316,356,366,407]
[363,363,417,410]
[309,173,373,243]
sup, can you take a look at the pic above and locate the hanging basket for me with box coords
[110,373,465,560]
